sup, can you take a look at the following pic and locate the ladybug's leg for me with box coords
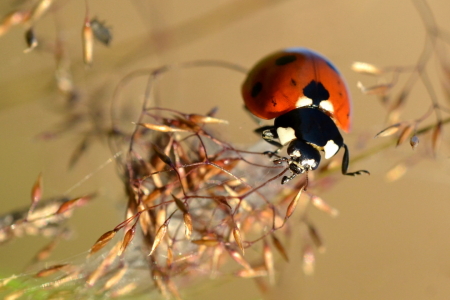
[254,126,283,157]
[254,125,276,136]
[341,144,370,176]
[281,161,303,184]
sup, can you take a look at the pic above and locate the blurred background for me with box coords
[1,0,450,299]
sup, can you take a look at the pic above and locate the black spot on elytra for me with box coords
[325,60,339,73]
[291,78,297,86]
[275,55,297,66]
[251,82,262,97]
[303,80,330,105]
[271,98,277,107]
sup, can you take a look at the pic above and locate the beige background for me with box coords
[1,0,450,299]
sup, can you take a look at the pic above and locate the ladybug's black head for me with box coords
[281,139,321,184]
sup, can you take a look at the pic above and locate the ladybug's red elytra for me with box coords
[242,48,369,184]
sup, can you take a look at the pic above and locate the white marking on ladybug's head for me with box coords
[319,100,334,113]
[291,149,301,157]
[277,127,296,145]
[296,96,313,108]
[323,140,339,159]
[301,158,318,169]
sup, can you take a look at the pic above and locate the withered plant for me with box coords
[1,0,450,299]
[1,62,337,298]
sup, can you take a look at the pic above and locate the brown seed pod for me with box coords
[374,123,403,138]
[82,19,93,65]
[110,282,137,298]
[228,248,252,270]
[29,0,53,23]
[30,172,43,206]
[138,123,188,133]
[431,122,442,155]
[55,197,82,214]
[285,186,304,221]
[233,226,244,254]
[302,245,315,275]
[236,266,267,278]
[166,246,173,267]
[0,11,30,36]
[271,234,289,262]
[187,113,229,124]
[118,227,135,256]
[149,224,168,256]
[89,230,117,255]
[152,144,174,167]
[396,125,414,146]
[35,264,68,277]
[183,213,193,239]
[385,163,407,182]
[191,237,220,247]
[172,194,188,213]
[307,222,325,253]
[4,290,24,300]
[357,81,391,95]
[166,278,182,300]
[263,240,275,285]
[351,62,383,75]
[311,195,339,217]
[103,267,127,291]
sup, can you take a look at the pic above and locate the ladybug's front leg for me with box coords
[255,126,283,157]
[341,144,370,176]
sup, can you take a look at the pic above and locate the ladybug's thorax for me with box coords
[274,107,344,160]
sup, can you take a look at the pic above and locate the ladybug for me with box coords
[242,48,369,184]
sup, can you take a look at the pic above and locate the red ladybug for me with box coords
[242,48,369,184]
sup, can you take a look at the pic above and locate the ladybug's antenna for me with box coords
[304,171,309,191]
